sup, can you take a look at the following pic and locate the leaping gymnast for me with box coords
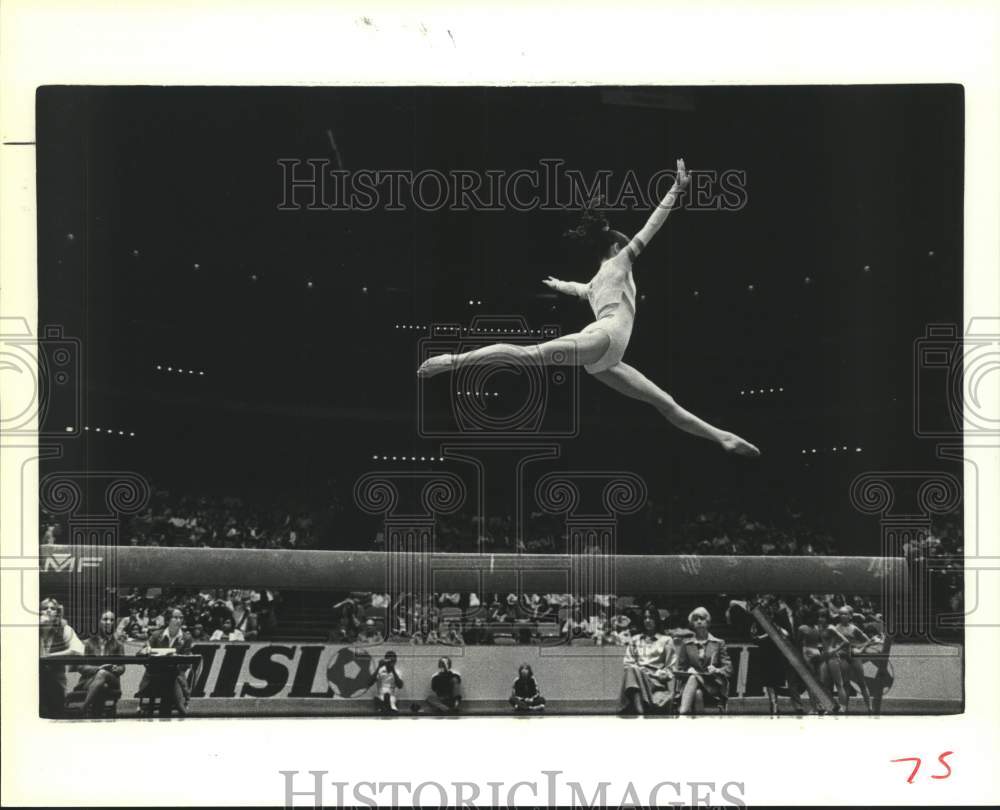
[417,159,760,457]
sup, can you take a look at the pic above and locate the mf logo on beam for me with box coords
[40,553,104,573]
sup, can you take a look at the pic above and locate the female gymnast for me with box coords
[417,159,760,457]
[831,605,875,713]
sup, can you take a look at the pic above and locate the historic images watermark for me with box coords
[277,159,747,214]
[280,769,747,808]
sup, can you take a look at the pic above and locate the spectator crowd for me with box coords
[40,476,962,646]
[116,586,277,642]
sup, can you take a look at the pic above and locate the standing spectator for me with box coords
[425,657,463,714]
[799,622,824,702]
[747,596,809,715]
[817,612,846,712]
[830,606,874,714]
[256,589,280,632]
[230,597,259,640]
[509,663,546,712]
[859,619,894,714]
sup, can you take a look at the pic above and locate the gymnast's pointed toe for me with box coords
[721,433,761,458]
[417,354,453,378]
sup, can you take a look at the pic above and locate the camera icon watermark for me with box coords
[0,318,82,439]
[416,316,580,439]
[914,318,1000,437]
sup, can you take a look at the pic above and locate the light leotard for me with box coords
[579,256,637,374]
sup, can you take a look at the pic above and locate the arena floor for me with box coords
[112,697,962,718]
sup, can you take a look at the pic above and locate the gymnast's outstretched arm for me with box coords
[625,158,692,262]
[542,276,589,298]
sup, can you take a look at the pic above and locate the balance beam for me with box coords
[40,546,903,594]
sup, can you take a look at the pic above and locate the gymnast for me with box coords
[417,159,760,457]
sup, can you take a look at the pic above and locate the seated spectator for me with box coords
[501,594,534,643]
[589,613,611,645]
[72,610,126,716]
[390,612,409,639]
[438,592,461,607]
[561,608,591,641]
[487,599,509,625]
[136,608,193,716]
[332,597,363,638]
[189,623,208,642]
[410,619,440,645]
[523,593,551,622]
[210,618,245,642]
[464,617,494,646]
[329,616,358,644]
[230,597,259,640]
[39,598,84,717]
[208,597,233,630]
[424,656,462,714]
[442,621,464,646]
[608,614,633,646]
[544,592,572,608]
[618,607,674,715]
[372,651,403,714]
[676,607,732,715]
[509,663,546,712]
[123,608,149,641]
[358,618,384,645]
[425,602,441,629]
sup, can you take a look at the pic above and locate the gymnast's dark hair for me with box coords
[563,195,628,259]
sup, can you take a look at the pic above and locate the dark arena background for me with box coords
[36,85,964,717]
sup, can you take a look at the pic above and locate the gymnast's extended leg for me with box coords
[417,330,610,378]
[592,362,760,457]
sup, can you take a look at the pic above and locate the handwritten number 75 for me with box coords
[891,752,953,784]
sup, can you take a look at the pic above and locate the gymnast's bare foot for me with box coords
[417,354,455,378]
[720,432,761,457]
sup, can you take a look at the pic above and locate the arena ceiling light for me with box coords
[371,453,445,463]
[83,425,136,437]
[155,364,206,376]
